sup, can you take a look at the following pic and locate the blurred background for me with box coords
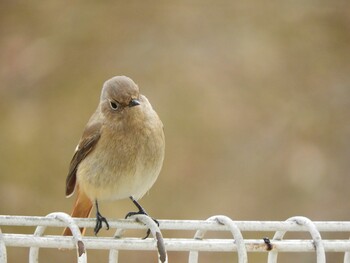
[1,1,350,262]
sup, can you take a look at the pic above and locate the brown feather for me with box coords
[63,187,93,236]
[65,122,102,197]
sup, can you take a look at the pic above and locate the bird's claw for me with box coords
[125,211,159,239]
[94,211,109,235]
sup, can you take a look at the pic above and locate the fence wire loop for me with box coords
[267,216,326,263]
[29,212,86,263]
[110,214,167,263]
[133,214,167,263]
[189,215,247,263]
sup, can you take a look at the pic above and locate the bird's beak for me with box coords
[129,99,140,107]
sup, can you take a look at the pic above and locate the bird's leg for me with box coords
[125,196,148,217]
[94,200,109,235]
[125,196,159,239]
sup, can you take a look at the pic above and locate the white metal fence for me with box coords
[1,213,350,262]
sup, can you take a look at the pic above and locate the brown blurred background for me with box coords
[1,1,350,262]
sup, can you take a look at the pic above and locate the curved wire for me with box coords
[109,214,167,263]
[189,215,247,263]
[267,216,325,263]
[29,212,86,263]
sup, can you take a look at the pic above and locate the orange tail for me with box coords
[63,189,93,236]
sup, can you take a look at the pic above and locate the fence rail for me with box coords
[1,213,350,262]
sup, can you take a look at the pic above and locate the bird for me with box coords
[63,76,165,236]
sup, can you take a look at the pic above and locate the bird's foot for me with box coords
[94,211,109,235]
[126,196,158,239]
[125,210,159,239]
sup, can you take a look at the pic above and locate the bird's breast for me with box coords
[77,118,165,201]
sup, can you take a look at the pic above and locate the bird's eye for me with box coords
[109,101,119,110]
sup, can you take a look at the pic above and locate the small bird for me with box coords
[63,76,165,236]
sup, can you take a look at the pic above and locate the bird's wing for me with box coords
[65,122,102,197]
